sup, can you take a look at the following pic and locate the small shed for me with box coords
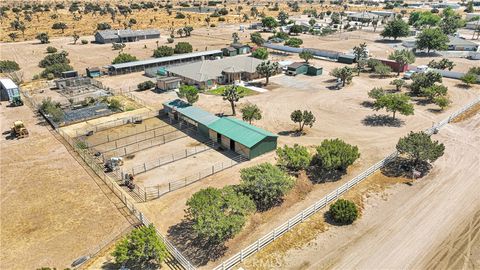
[0,78,20,102]
[163,99,219,137]
[86,67,101,78]
[208,117,278,159]
[231,43,252,55]
[337,54,355,64]
[222,47,238,57]
[286,62,309,76]
[307,66,323,76]
[157,76,181,91]
[61,70,78,78]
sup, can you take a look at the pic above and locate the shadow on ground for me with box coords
[381,157,432,179]
[167,220,227,266]
[362,114,404,127]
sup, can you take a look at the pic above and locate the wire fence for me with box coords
[123,140,218,176]
[56,128,195,270]
[212,96,480,270]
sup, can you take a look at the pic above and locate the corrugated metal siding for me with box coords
[249,137,277,159]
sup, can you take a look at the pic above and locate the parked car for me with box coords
[403,70,416,79]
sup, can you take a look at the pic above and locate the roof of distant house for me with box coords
[96,29,160,39]
[288,62,308,69]
[448,36,479,47]
[166,56,264,82]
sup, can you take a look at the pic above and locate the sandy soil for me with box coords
[130,59,479,268]
[0,99,131,269]
[250,113,480,270]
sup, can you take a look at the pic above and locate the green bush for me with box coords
[46,46,57,53]
[153,46,174,58]
[174,42,193,54]
[276,144,311,172]
[0,60,20,72]
[108,98,122,111]
[186,187,255,243]
[81,39,88,45]
[312,139,360,172]
[112,224,168,268]
[40,98,64,123]
[112,53,137,64]
[137,81,155,91]
[239,163,294,210]
[329,199,358,224]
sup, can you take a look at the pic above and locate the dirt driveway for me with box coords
[0,102,131,269]
[260,113,480,270]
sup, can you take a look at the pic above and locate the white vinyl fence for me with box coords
[213,96,480,270]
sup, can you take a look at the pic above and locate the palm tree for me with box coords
[222,85,244,115]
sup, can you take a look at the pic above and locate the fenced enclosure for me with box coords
[143,154,248,200]
[212,96,480,270]
[57,129,195,270]
[123,140,218,176]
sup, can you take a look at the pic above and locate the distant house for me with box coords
[285,62,323,76]
[166,56,264,89]
[94,29,160,44]
[432,3,461,9]
[347,12,381,22]
[447,36,479,51]
[466,20,480,30]
[86,67,101,78]
[231,43,252,55]
[222,47,238,57]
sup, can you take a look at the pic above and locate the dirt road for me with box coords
[275,113,480,270]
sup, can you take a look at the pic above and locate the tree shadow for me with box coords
[380,157,432,178]
[307,166,345,183]
[360,100,374,108]
[427,108,443,114]
[278,130,305,137]
[455,83,471,89]
[167,220,227,266]
[373,39,403,44]
[362,114,404,127]
[414,51,441,58]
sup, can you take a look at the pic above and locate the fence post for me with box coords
[144,163,147,172]
[157,186,160,197]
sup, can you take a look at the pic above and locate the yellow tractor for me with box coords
[11,121,29,138]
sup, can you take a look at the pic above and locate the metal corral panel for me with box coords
[208,117,277,148]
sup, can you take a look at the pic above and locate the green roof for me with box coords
[208,117,277,148]
[163,99,219,126]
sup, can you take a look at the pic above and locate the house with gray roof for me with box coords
[447,36,479,51]
[166,56,264,89]
[95,29,160,44]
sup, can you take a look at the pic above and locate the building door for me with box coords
[230,139,235,151]
[217,133,221,144]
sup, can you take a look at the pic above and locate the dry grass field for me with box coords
[0,99,132,269]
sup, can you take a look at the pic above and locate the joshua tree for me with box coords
[222,85,244,115]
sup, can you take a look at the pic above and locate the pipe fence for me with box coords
[143,154,248,201]
[213,96,480,270]
[56,129,195,270]
[123,140,218,176]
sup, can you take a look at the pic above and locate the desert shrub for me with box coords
[153,46,174,58]
[312,139,360,172]
[112,53,137,64]
[137,81,155,91]
[0,60,20,72]
[81,39,88,45]
[167,38,174,43]
[40,97,64,122]
[174,42,193,54]
[108,98,122,111]
[276,144,312,172]
[46,46,57,53]
[329,199,358,224]
[239,163,294,210]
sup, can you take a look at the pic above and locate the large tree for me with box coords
[177,85,199,104]
[256,60,278,85]
[416,28,448,53]
[36,32,50,44]
[250,32,265,45]
[284,37,303,47]
[252,48,269,60]
[261,16,278,30]
[112,53,137,64]
[276,144,312,172]
[51,22,68,33]
[241,103,262,124]
[174,42,193,54]
[112,224,168,268]
[353,43,368,75]
[277,11,289,25]
[239,163,294,210]
[186,187,255,243]
[222,85,243,115]
[396,131,445,167]
[373,93,414,120]
[153,46,174,58]
[428,58,455,70]
[312,139,360,172]
[290,110,316,132]
[440,7,464,35]
[388,49,416,76]
[330,66,354,87]
[410,71,442,96]
[380,19,410,40]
